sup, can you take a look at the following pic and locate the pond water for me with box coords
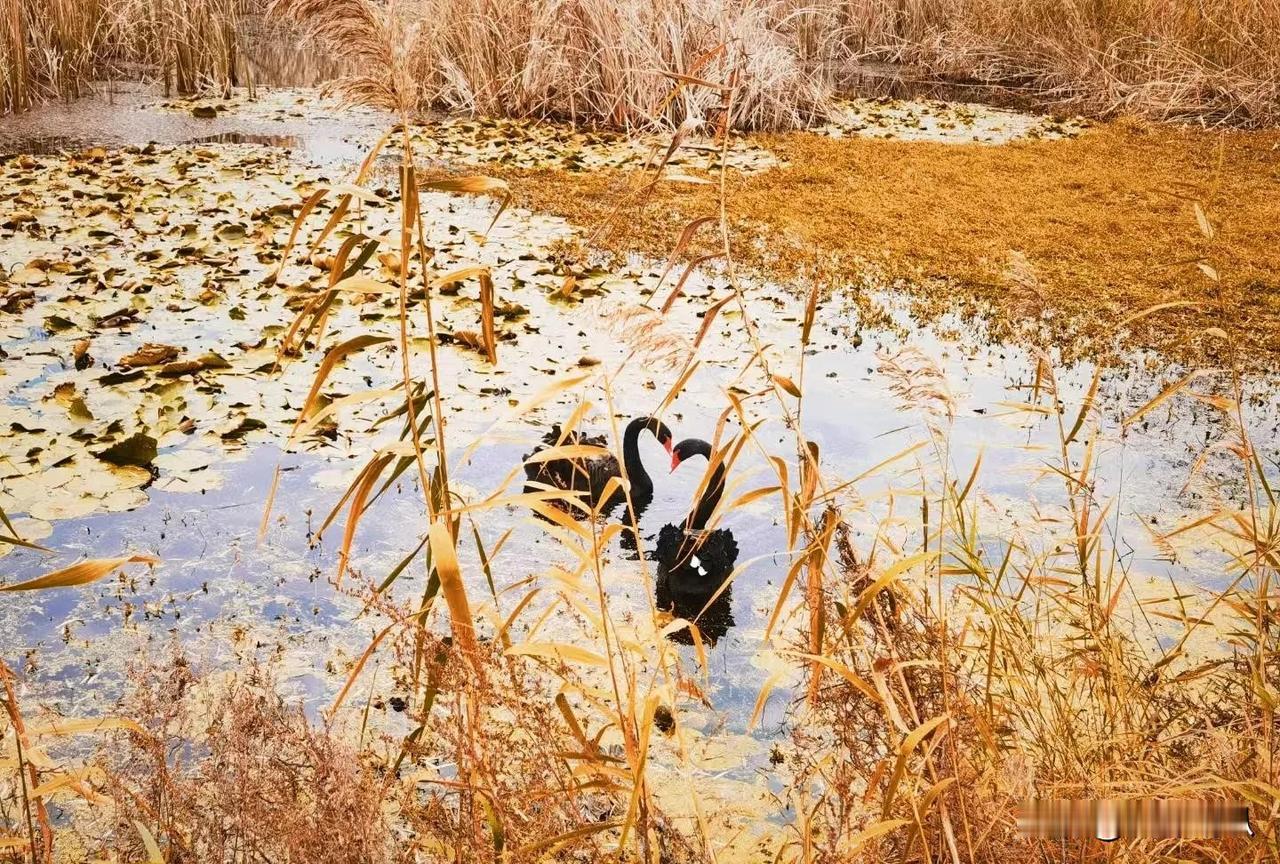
[2,80,1276,802]
[0,82,386,164]
[831,60,1050,114]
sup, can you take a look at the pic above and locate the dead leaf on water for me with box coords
[119,343,180,368]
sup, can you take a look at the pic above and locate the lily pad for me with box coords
[94,432,158,468]
[221,417,267,441]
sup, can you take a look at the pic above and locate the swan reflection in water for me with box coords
[618,487,653,558]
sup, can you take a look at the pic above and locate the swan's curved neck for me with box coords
[623,418,655,491]
[686,459,725,532]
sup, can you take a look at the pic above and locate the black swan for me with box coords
[523,416,674,514]
[655,438,739,642]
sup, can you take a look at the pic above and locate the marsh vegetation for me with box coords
[2,1,1279,863]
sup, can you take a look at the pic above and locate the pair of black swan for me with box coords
[523,419,739,641]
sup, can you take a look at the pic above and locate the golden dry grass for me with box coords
[10,0,1280,124]
[840,0,1280,125]
[499,120,1280,364]
[282,0,1280,129]
[1,0,251,113]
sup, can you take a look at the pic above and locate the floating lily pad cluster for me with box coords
[0,143,422,536]
[150,87,387,124]
[0,145,305,533]
[819,97,1089,144]
[151,88,783,174]
[408,115,782,174]
[0,135,783,539]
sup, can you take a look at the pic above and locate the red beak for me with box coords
[669,452,681,472]
[663,438,674,456]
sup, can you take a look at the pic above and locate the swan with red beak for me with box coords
[656,438,740,636]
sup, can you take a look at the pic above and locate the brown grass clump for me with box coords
[388,633,627,862]
[790,523,1266,863]
[1,0,253,114]
[265,0,1280,128]
[90,656,392,864]
[838,0,1280,126]
[787,532,1022,863]
[493,119,1280,366]
[266,0,418,114]
[275,0,834,131]
[10,0,1280,124]
[778,340,1276,861]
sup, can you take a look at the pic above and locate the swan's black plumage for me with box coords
[523,416,673,513]
[656,576,734,644]
[655,438,738,641]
